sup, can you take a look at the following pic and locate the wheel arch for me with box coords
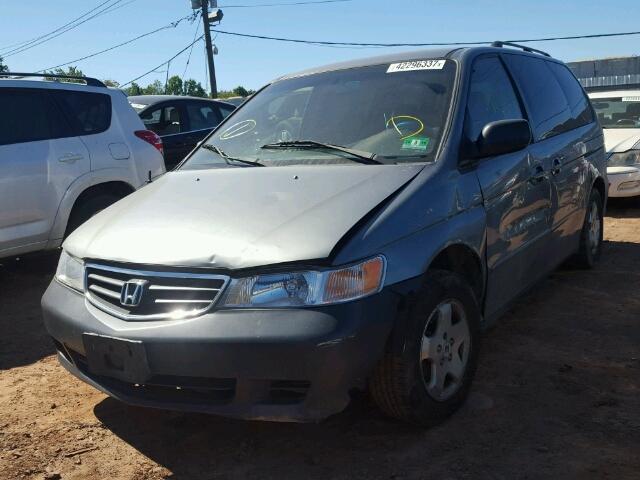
[427,243,485,305]
[386,240,486,356]
[47,173,137,247]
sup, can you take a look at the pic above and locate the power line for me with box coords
[121,35,205,87]
[0,0,118,54]
[3,0,131,58]
[218,0,353,7]
[183,15,203,79]
[100,0,140,15]
[37,15,195,73]
[211,28,640,48]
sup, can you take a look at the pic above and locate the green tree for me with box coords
[165,75,183,95]
[217,86,255,99]
[125,82,143,96]
[142,80,164,95]
[102,79,120,88]
[45,66,85,83]
[0,56,8,73]
[183,79,206,97]
[233,86,249,97]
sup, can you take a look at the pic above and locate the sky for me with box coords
[1,0,639,93]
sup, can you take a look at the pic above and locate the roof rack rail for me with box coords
[0,72,106,87]
[491,41,551,58]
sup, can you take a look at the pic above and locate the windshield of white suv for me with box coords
[181,60,457,169]
[591,96,640,128]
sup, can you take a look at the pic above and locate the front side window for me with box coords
[141,105,183,136]
[0,89,71,145]
[504,55,572,140]
[182,60,457,169]
[465,56,524,142]
[51,90,111,135]
[591,96,640,129]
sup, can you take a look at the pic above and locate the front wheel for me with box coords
[370,270,481,426]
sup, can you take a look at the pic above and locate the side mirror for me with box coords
[476,119,531,158]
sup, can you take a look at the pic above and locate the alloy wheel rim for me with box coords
[588,201,601,255]
[420,299,471,401]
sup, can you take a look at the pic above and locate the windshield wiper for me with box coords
[261,140,382,165]
[201,144,264,167]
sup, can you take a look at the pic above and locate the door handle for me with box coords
[58,153,84,164]
[530,164,546,184]
[551,158,562,176]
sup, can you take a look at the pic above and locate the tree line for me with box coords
[0,61,254,99]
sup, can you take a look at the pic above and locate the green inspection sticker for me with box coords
[402,137,430,151]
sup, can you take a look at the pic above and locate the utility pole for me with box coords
[201,0,217,98]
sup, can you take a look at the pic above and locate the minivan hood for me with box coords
[603,128,640,153]
[65,165,424,269]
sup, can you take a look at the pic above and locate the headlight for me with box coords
[55,250,85,292]
[221,256,386,308]
[608,148,640,167]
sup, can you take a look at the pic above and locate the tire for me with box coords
[64,193,122,238]
[370,270,481,426]
[572,189,604,269]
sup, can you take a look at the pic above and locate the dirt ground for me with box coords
[1,200,639,480]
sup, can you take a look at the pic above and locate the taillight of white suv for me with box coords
[135,130,164,156]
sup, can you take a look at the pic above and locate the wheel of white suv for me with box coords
[370,270,481,426]
[572,189,604,269]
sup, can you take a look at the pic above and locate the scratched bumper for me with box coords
[42,280,397,422]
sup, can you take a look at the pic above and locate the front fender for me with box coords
[333,167,486,286]
[46,168,139,247]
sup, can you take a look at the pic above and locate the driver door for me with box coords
[468,55,554,318]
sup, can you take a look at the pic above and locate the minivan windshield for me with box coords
[181,60,457,170]
[591,96,640,128]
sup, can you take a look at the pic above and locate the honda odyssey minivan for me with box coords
[42,43,607,425]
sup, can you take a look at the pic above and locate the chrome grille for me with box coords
[85,264,229,321]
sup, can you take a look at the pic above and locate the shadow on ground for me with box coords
[606,196,640,218]
[0,251,59,370]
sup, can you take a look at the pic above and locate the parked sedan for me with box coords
[589,89,640,197]
[128,95,235,169]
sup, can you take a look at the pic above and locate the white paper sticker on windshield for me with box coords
[387,59,446,73]
[622,96,640,102]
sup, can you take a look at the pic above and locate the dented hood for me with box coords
[603,128,640,153]
[64,165,423,269]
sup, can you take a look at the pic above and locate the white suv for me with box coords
[0,73,166,259]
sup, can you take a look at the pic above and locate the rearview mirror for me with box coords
[476,119,531,158]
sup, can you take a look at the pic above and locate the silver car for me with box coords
[42,43,606,425]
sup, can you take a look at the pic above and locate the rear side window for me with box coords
[186,102,222,131]
[465,56,524,142]
[547,61,594,128]
[503,55,572,140]
[51,90,112,135]
[0,89,72,146]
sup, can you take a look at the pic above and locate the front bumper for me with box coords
[607,169,640,197]
[41,280,398,422]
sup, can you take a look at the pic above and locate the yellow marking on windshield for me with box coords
[386,115,425,140]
